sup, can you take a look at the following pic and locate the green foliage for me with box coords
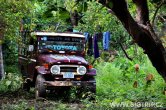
[0,66,22,92]
[32,0,73,32]
[95,47,166,108]
[1,100,35,110]
[76,1,113,33]
[0,0,35,66]
[75,0,131,51]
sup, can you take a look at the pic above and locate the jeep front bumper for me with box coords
[44,80,96,87]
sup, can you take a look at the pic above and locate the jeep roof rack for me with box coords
[31,32,85,38]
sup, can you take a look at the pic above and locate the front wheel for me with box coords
[35,74,46,99]
[76,79,96,100]
[84,85,96,100]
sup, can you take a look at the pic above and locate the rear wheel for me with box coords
[22,81,30,92]
[21,67,31,92]
[35,74,46,99]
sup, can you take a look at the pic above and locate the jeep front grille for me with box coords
[60,67,77,72]
[59,65,79,73]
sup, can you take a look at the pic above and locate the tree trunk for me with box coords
[0,17,5,80]
[0,44,4,80]
[98,0,166,81]
[70,10,79,27]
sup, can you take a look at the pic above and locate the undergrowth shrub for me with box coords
[0,65,22,92]
[95,48,166,108]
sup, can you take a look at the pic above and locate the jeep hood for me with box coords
[38,54,88,65]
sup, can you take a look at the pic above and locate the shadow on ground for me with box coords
[0,88,88,110]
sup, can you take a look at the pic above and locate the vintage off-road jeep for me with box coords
[18,31,96,98]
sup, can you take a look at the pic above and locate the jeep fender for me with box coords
[32,66,46,86]
[87,68,96,76]
[35,66,47,74]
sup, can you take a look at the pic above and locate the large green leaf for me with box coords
[5,81,11,86]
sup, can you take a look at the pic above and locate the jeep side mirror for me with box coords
[28,45,34,52]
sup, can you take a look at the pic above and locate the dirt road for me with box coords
[0,89,86,110]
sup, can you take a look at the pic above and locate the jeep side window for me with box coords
[27,37,37,57]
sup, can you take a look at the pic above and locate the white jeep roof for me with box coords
[31,32,85,38]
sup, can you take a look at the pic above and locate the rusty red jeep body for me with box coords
[18,31,96,98]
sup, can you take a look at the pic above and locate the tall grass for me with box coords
[95,52,166,108]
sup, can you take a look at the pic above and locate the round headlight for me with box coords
[50,65,60,75]
[77,66,87,75]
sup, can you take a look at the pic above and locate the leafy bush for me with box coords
[0,66,22,93]
[95,47,166,108]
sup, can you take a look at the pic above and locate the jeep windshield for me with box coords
[38,36,85,54]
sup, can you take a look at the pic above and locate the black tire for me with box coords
[76,80,96,100]
[87,78,96,94]
[22,81,30,92]
[83,78,96,100]
[89,85,96,94]
[21,67,30,92]
[35,74,46,98]
[85,85,96,100]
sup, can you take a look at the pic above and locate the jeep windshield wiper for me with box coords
[63,49,72,52]
[41,48,58,53]
[63,49,77,54]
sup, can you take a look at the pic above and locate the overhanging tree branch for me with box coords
[119,42,133,61]
[132,0,149,25]
[97,0,166,81]
[152,0,166,26]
